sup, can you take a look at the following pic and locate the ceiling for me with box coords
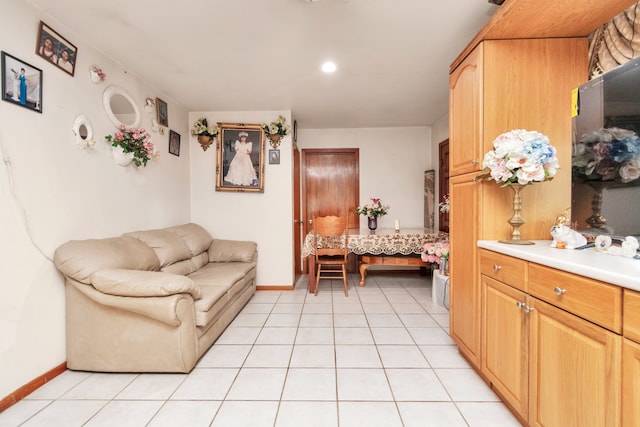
[28,0,499,129]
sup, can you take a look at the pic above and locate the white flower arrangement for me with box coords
[191,117,219,138]
[261,115,291,136]
[482,129,559,186]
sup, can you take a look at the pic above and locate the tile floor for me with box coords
[0,273,521,427]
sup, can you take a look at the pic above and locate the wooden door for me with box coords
[623,338,640,427]
[301,148,359,272]
[438,139,449,232]
[528,297,621,427]
[449,43,483,176]
[449,172,482,368]
[292,145,302,278]
[482,275,528,421]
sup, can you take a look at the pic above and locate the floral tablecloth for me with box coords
[302,228,449,258]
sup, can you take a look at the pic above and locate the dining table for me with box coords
[302,227,449,293]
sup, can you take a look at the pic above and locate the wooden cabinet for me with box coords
[449,173,482,367]
[480,249,623,426]
[529,297,621,427]
[449,45,483,176]
[482,274,528,419]
[448,37,585,371]
[623,290,640,426]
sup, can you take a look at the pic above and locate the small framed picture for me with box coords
[1,51,43,113]
[169,130,181,156]
[36,21,77,76]
[156,97,168,127]
[269,149,280,165]
[217,122,265,193]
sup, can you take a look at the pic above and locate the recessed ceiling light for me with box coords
[322,61,337,73]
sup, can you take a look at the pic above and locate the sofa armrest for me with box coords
[90,269,201,300]
[208,239,257,263]
[68,279,194,327]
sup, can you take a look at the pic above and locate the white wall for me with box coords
[1,0,191,399]
[297,126,433,229]
[189,111,294,287]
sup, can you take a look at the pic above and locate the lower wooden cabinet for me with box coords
[528,297,621,427]
[478,249,623,426]
[481,275,528,418]
[622,338,640,427]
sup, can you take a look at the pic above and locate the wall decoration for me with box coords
[1,51,42,113]
[424,169,435,229]
[89,65,106,83]
[216,123,265,193]
[156,97,168,127]
[36,21,77,76]
[102,85,141,129]
[72,114,95,149]
[169,129,181,156]
[269,149,280,165]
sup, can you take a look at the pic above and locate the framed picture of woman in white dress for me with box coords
[216,123,265,193]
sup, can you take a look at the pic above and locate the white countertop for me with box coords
[478,240,640,291]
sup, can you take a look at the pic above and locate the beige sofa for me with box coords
[53,223,257,373]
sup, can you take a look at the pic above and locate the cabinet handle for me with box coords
[471,159,479,165]
[492,264,501,271]
[516,301,525,309]
[554,287,567,296]
[524,305,535,313]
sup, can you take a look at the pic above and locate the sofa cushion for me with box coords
[208,240,257,263]
[124,229,191,267]
[161,252,209,276]
[194,285,229,326]
[91,269,202,299]
[54,236,160,284]
[164,223,213,256]
[188,262,255,288]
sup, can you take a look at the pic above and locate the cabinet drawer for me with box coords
[479,249,527,291]
[528,263,622,332]
[624,290,640,343]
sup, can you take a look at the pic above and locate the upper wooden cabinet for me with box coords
[449,45,483,176]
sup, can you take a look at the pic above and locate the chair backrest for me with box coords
[313,215,349,260]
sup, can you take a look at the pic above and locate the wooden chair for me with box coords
[313,215,349,296]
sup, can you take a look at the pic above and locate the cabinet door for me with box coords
[623,338,640,427]
[482,275,528,420]
[449,173,482,367]
[529,297,621,427]
[449,43,483,176]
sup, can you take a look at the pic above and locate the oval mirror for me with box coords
[103,85,141,129]
[72,114,94,149]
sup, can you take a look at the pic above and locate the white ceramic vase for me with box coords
[112,146,134,167]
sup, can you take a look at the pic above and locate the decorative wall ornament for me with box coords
[72,114,95,149]
[103,85,141,129]
[191,117,219,151]
[261,115,291,149]
[89,66,106,83]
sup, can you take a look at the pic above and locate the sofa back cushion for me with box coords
[164,223,213,256]
[124,229,191,268]
[54,236,160,284]
[208,240,257,263]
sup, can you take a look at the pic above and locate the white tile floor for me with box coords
[0,273,522,427]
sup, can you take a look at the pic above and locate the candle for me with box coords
[395,220,400,231]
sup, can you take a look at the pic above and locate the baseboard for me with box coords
[0,362,67,413]
[256,285,295,291]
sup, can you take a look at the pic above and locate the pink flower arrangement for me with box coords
[105,125,157,167]
[355,197,390,218]
[421,241,450,267]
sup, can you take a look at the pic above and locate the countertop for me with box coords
[478,240,640,291]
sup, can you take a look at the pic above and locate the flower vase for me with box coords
[268,133,283,149]
[368,217,378,232]
[197,135,214,151]
[499,184,534,245]
[112,146,134,167]
[439,258,449,276]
